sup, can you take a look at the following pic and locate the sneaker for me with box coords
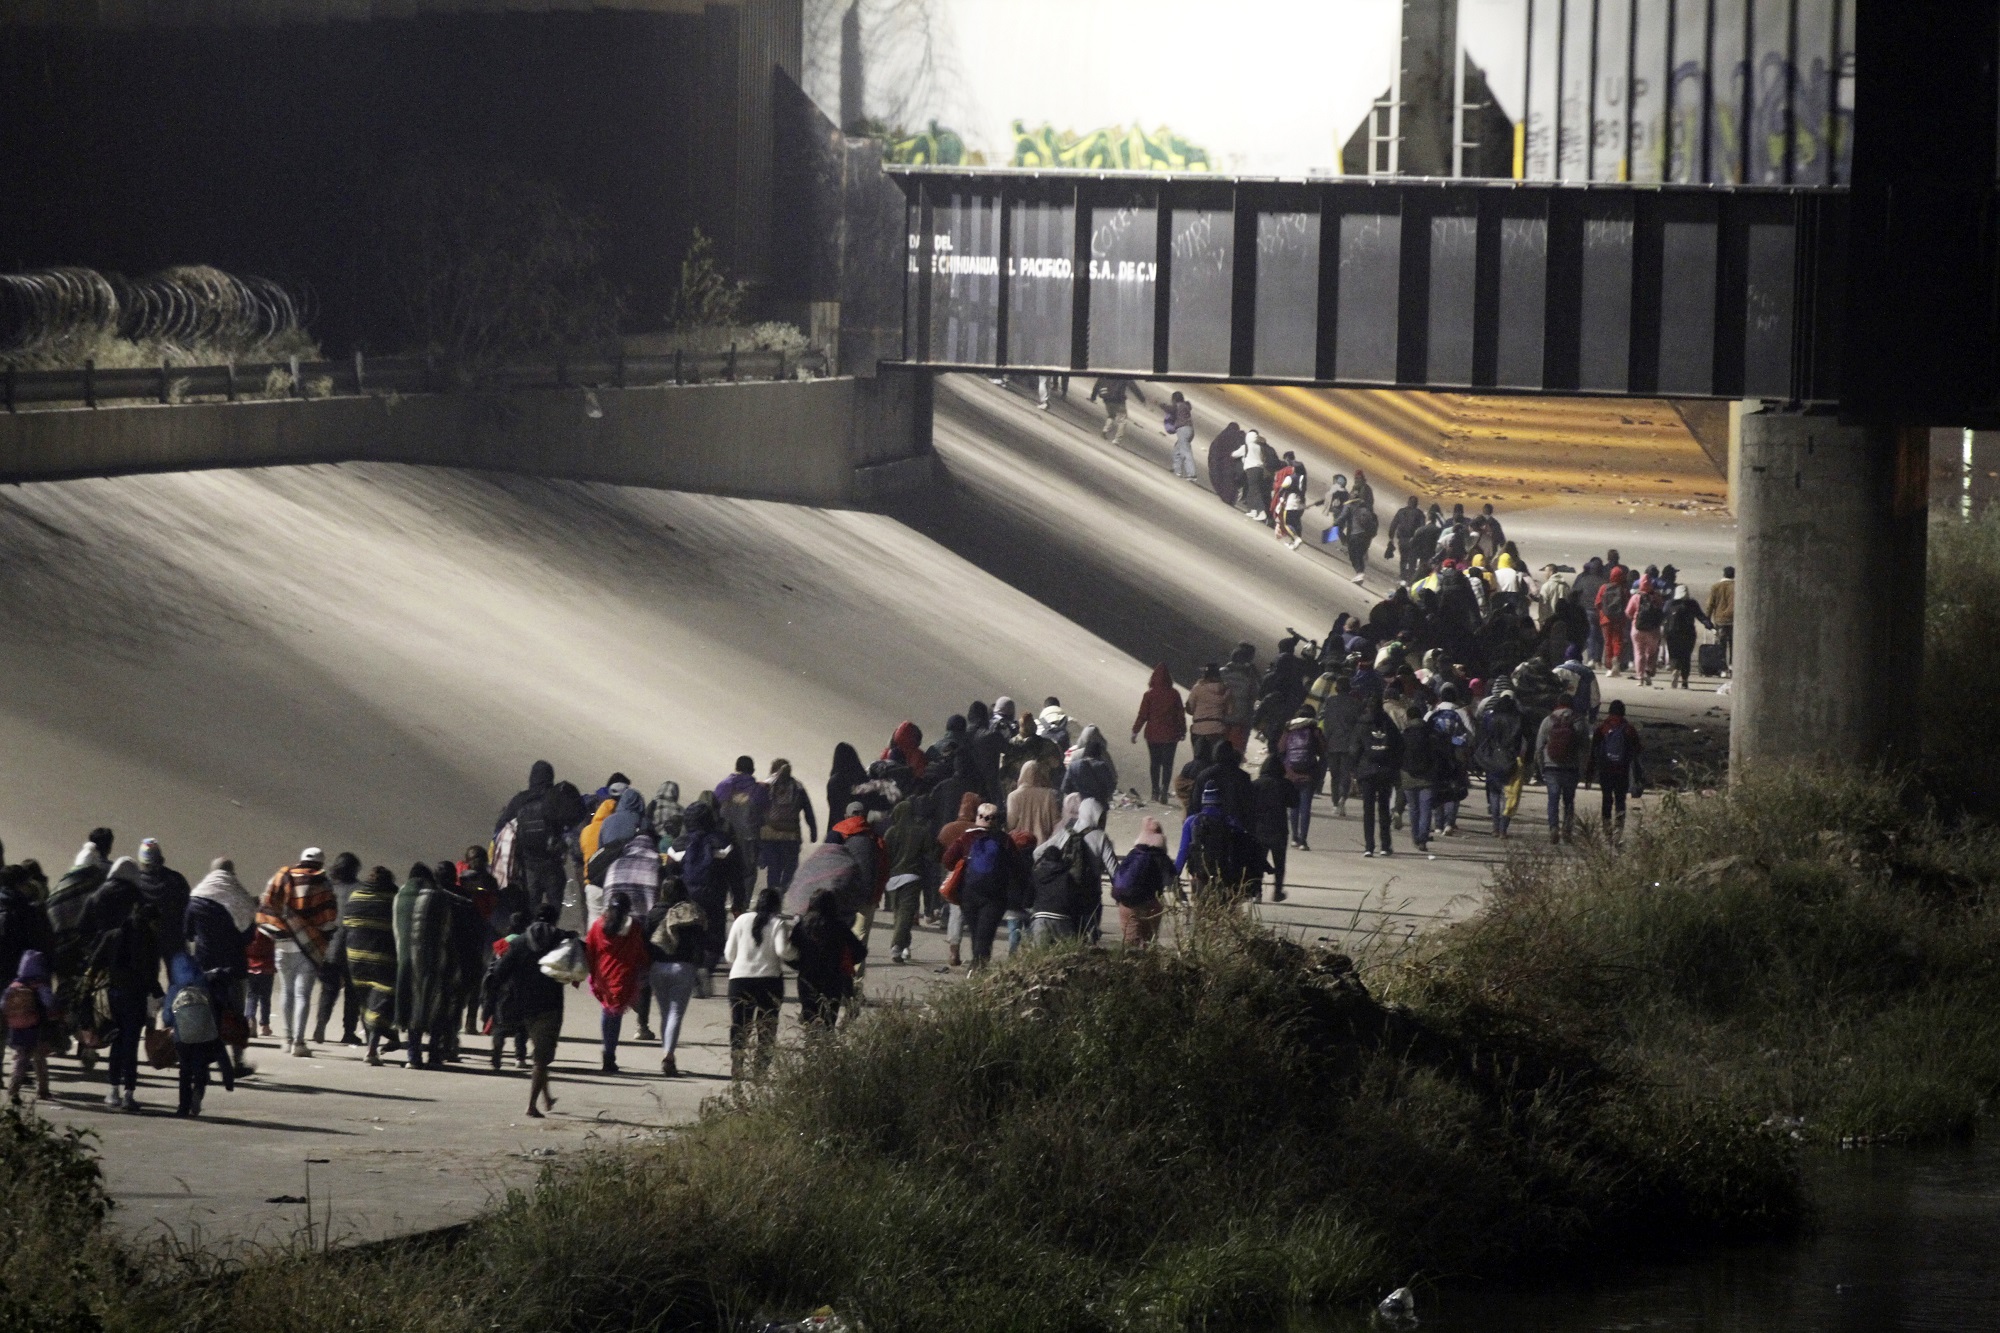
[1426,853,1438,861]
[368,1049,384,1067]
[1287,537,1302,551]
[1351,571,1366,584]
[294,1041,313,1058]
[104,1089,122,1108]
[636,1027,657,1043]
[1380,848,1394,857]
[1272,890,1287,902]
[661,1056,679,1077]
[121,1092,138,1112]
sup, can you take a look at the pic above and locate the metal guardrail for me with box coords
[0,346,830,411]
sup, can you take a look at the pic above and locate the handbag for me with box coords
[940,859,966,906]
[144,1027,179,1069]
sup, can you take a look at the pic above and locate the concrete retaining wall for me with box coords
[0,374,932,507]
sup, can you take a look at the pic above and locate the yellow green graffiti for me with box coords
[1010,120,1213,172]
[887,121,987,166]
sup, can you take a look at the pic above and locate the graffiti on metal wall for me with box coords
[1011,121,1213,172]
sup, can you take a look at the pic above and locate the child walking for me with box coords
[4,950,58,1102]
[165,953,234,1117]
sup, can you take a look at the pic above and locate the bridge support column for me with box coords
[1731,411,1928,773]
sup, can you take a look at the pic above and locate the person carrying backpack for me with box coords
[496,761,578,914]
[1279,706,1325,851]
[758,759,820,892]
[1535,694,1584,843]
[1662,585,1714,688]
[1353,701,1404,857]
[1110,818,1172,949]
[942,805,1026,970]
[1472,689,1528,840]
[1628,572,1667,686]
[165,950,233,1117]
[1174,784,1267,904]
[1426,687,1474,838]
[1586,699,1644,843]
[1032,796,1115,945]
[5,949,57,1103]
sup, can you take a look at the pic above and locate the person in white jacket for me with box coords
[723,887,791,1079]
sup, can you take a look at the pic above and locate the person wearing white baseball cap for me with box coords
[254,848,336,1057]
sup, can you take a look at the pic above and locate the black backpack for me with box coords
[514,797,558,859]
[1364,721,1396,764]
[1189,814,1248,889]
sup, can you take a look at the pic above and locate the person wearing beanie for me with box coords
[715,757,771,917]
[256,848,336,1058]
[134,838,192,967]
[1111,817,1173,949]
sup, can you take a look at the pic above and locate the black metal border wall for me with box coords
[887,169,1844,404]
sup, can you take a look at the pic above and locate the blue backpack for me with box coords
[966,831,1007,881]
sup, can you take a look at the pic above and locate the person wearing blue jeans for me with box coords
[1545,769,1579,842]
[1407,786,1436,855]
[1290,781,1316,849]
[1534,698,1585,843]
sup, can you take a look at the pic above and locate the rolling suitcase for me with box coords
[1697,642,1727,677]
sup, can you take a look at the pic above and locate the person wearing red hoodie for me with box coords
[1596,566,1632,676]
[1130,664,1187,805]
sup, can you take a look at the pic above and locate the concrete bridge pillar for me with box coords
[1731,411,1929,772]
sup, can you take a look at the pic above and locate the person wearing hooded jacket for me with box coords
[1131,665,1187,804]
[184,858,257,1061]
[966,700,1005,800]
[1191,740,1255,828]
[496,761,577,914]
[1250,755,1295,901]
[1006,761,1063,844]
[714,757,771,915]
[1029,796,1115,943]
[489,904,577,1116]
[585,890,651,1074]
[668,801,736,977]
[341,866,400,1066]
[0,866,53,1001]
[1060,730,1117,816]
[881,800,931,964]
[647,781,686,844]
[405,863,481,1070]
[791,888,867,1030]
[1473,688,1529,839]
[165,951,233,1116]
[85,874,159,1111]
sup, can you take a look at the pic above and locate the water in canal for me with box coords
[1304,1139,2000,1331]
